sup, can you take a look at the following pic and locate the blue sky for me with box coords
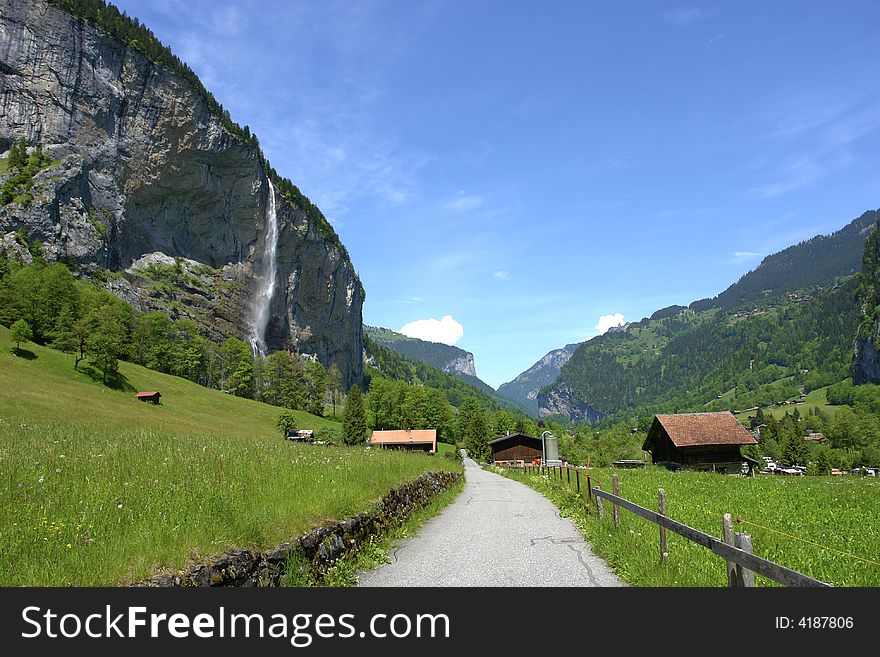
[113,0,880,388]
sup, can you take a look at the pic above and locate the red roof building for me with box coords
[642,412,757,473]
[370,429,436,453]
[135,391,161,404]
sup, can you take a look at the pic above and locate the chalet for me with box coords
[370,429,436,453]
[489,433,543,465]
[135,391,161,405]
[287,429,314,442]
[642,412,758,474]
[805,432,825,442]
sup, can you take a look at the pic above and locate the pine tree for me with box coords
[342,384,368,445]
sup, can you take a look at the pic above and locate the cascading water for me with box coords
[248,178,279,357]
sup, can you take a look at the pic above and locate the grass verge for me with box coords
[493,465,880,587]
[282,478,465,587]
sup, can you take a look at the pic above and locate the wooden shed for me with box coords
[135,391,161,405]
[370,429,436,453]
[489,433,543,464]
[642,412,757,473]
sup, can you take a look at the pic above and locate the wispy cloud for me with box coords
[493,270,510,281]
[663,7,704,27]
[443,192,486,213]
[747,89,880,198]
[733,251,764,259]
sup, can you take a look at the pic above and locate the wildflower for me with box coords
[66,544,72,549]
[38,476,44,484]
[117,503,123,510]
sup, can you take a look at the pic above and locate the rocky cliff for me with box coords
[536,381,604,422]
[497,343,580,415]
[0,0,364,386]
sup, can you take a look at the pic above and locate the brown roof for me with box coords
[651,412,757,447]
[135,391,160,397]
[488,433,539,446]
[370,429,437,446]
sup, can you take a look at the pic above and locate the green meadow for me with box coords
[0,327,461,585]
[497,465,880,587]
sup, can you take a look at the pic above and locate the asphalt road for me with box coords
[357,457,624,587]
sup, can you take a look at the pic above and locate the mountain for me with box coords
[539,280,860,422]
[496,343,581,415]
[0,0,363,387]
[364,325,496,396]
[537,209,878,422]
[690,209,877,312]
[363,333,506,411]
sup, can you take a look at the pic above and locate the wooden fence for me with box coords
[502,464,830,588]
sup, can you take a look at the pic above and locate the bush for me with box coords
[275,411,297,438]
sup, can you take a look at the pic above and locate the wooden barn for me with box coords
[642,412,757,473]
[135,391,161,405]
[370,429,437,453]
[489,433,543,464]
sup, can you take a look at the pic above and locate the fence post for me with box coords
[576,469,581,494]
[722,513,738,587]
[735,532,756,587]
[567,466,571,484]
[658,488,668,563]
[586,475,592,501]
[612,474,620,528]
[595,485,605,519]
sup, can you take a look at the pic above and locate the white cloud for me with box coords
[493,270,510,281]
[444,192,485,212]
[400,315,464,345]
[595,313,626,335]
[733,251,764,259]
[664,7,703,27]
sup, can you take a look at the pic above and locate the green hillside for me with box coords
[545,278,860,423]
[0,326,460,585]
[364,333,521,412]
[365,325,501,399]
[690,209,875,311]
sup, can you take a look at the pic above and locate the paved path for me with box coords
[358,457,624,587]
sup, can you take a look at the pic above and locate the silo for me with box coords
[544,433,560,463]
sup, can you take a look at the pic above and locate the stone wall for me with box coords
[136,470,461,587]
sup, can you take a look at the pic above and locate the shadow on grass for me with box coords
[79,364,136,392]
[11,348,37,360]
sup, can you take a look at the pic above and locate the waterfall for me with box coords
[248,178,279,357]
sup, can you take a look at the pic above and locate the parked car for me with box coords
[866,468,878,477]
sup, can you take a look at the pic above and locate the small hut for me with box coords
[489,433,543,464]
[642,412,757,473]
[135,391,161,405]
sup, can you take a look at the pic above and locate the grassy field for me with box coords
[0,327,462,585]
[734,386,836,423]
[497,465,880,587]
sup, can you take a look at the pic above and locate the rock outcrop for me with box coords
[497,343,580,415]
[537,381,604,423]
[0,0,363,386]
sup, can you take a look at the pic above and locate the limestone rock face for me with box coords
[444,352,476,378]
[0,0,363,386]
[497,343,580,415]
[537,381,604,423]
